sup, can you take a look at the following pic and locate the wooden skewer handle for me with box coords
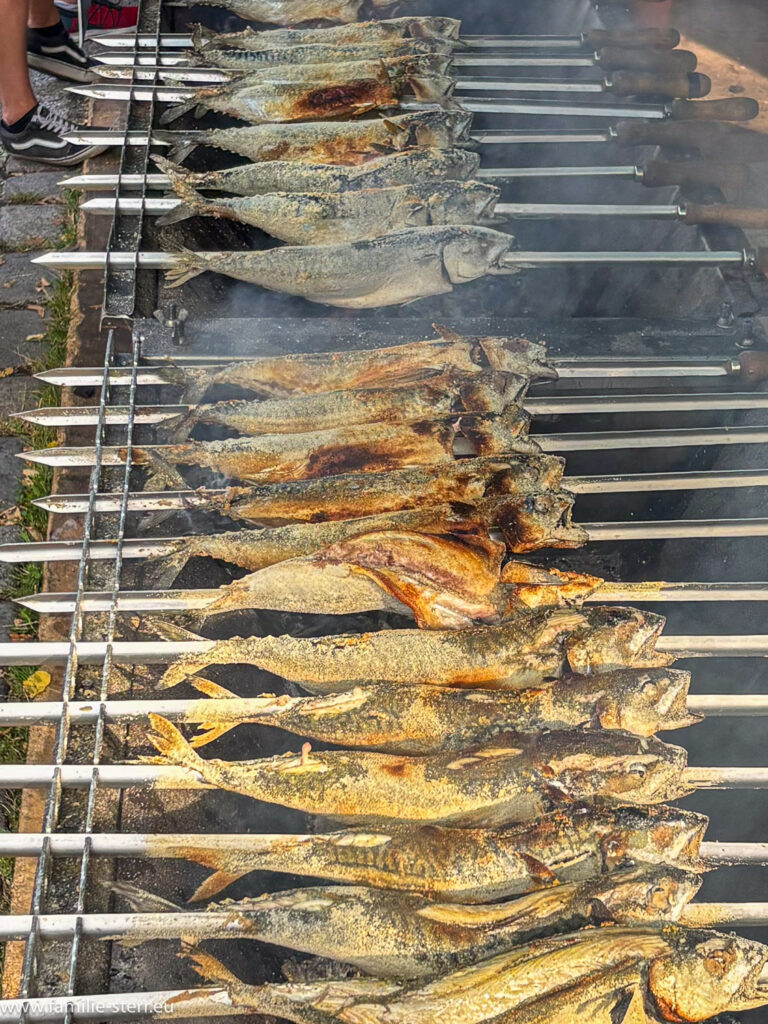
[683,203,768,230]
[669,97,760,122]
[596,47,697,72]
[585,27,680,48]
[738,351,768,384]
[642,160,749,190]
[610,70,710,99]
[613,119,768,159]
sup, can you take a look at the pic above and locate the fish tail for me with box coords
[165,247,210,288]
[147,713,206,775]
[157,176,213,226]
[110,880,182,913]
[189,23,217,52]
[180,943,242,988]
[159,98,199,125]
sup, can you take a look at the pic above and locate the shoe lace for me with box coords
[35,105,77,136]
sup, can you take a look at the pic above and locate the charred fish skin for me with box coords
[190,18,462,51]
[157,180,502,245]
[155,605,670,693]
[192,53,453,87]
[165,225,513,307]
[146,715,692,826]
[155,149,481,199]
[115,865,699,980]
[165,110,473,165]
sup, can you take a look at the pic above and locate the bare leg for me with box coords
[27,0,60,29]
[0,0,36,126]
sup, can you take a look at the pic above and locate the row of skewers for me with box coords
[5,325,768,1022]
[34,12,768,303]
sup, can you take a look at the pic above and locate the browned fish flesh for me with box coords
[164,109,473,165]
[130,410,535,488]
[113,865,700,980]
[155,605,670,692]
[146,715,692,826]
[161,371,520,440]
[180,666,699,752]
[149,803,708,903]
[162,327,555,402]
[190,18,462,51]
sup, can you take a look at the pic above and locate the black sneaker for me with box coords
[27,22,97,83]
[0,105,108,166]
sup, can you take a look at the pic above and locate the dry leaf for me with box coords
[25,333,44,342]
[36,277,51,291]
[0,367,14,379]
[23,669,51,699]
[27,304,46,319]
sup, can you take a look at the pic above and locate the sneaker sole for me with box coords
[2,144,109,166]
[27,51,96,83]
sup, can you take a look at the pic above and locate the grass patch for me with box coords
[0,188,78,973]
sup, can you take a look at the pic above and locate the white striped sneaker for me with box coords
[26,24,97,83]
[0,105,108,166]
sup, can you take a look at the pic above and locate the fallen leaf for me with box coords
[25,333,44,342]
[23,669,51,699]
[26,304,46,318]
[36,278,51,291]
[0,367,14,379]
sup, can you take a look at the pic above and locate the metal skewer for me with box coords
[18,392,768,429]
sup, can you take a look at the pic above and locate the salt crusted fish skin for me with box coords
[189,18,462,51]
[173,0,415,27]
[165,225,515,308]
[189,39,455,73]
[182,667,699,752]
[153,803,708,903]
[165,109,473,165]
[154,605,670,692]
[113,865,699,980]
[145,716,692,826]
[157,180,502,245]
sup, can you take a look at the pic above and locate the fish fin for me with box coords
[159,99,198,125]
[144,618,206,643]
[165,247,208,289]
[147,713,206,775]
[191,676,237,700]
[519,852,559,886]
[381,117,408,139]
[167,141,198,163]
[152,154,190,191]
[432,322,462,342]
[190,724,234,748]
[180,943,242,988]
[190,868,248,903]
[156,407,203,443]
[189,23,213,53]
[110,880,183,913]
[156,205,198,228]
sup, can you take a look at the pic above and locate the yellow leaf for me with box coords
[23,669,52,699]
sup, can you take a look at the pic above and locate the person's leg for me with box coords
[27,0,61,29]
[0,0,37,128]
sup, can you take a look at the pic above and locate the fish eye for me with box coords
[642,681,659,699]
[628,763,648,777]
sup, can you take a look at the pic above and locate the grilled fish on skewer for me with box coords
[174,53,452,86]
[154,328,555,402]
[113,866,700,979]
[153,804,709,902]
[180,927,768,1024]
[164,109,473,164]
[165,225,515,307]
[189,18,462,51]
[171,0,412,27]
[120,409,534,488]
[187,39,455,72]
[154,605,670,691]
[154,149,481,198]
[145,717,692,825]
[159,372,518,438]
[157,179,502,244]
[180,667,698,752]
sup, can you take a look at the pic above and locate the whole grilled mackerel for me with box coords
[155,605,672,692]
[161,371,520,438]
[158,179,501,244]
[189,39,455,72]
[160,56,452,124]
[179,668,698,752]
[190,17,462,51]
[172,0,370,26]
[150,804,708,903]
[114,865,699,979]
[131,409,535,487]
[164,109,473,164]
[154,149,480,198]
[161,328,554,402]
[165,224,514,308]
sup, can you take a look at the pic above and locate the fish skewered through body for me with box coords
[188,39,455,72]
[149,804,709,903]
[145,717,692,826]
[157,179,502,244]
[160,371,520,439]
[190,18,462,51]
[180,926,768,1024]
[160,56,452,124]
[125,409,535,489]
[172,0,417,26]
[179,668,699,752]
[113,865,700,979]
[165,225,515,308]
[158,328,555,402]
[164,110,473,165]
[154,605,670,691]
[154,148,480,198]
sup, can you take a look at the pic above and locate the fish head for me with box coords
[588,865,701,927]
[599,806,709,873]
[538,731,690,807]
[588,669,702,737]
[565,606,672,676]
[432,182,501,226]
[443,109,474,143]
[442,226,514,284]
[409,17,462,42]
[648,930,768,1020]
